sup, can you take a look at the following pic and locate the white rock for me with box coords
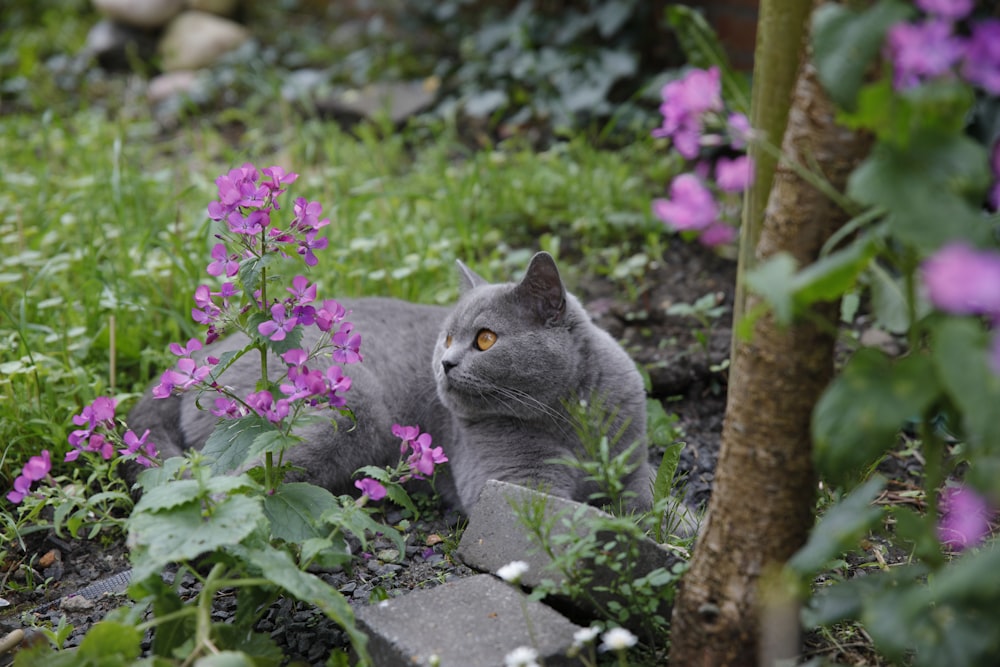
[186,0,239,17]
[92,0,184,29]
[158,10,250,71]
[147,70,199,104]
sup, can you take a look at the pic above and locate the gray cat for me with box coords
[128,252,653,513]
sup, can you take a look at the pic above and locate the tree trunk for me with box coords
[668,60,873,667]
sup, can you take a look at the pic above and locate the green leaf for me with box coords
[652,441,684,505]
[932,319,1000,466]
[134,476,257,514]
[78,620,142,662]
[811,0,913,110]
[203,415,276,475]
[249,428,301,461]
[214,624,284,667]
[848,133,991,251]
[128,494,266,581]
[665,5,750,114]
[194,651,257,667]
[891,506,944,567]
[867,263,912,334]
[789,236,876,306]
[787,476,885,575]
[746,252,798,324]
[232,542,370,664]
[320,497,406,555]
[147,578,194,658]
[647,398,681,447]
[812,349,940,485]
[264,482,338,543]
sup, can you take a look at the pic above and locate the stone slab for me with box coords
[456,480,685,630]
[355,574,583,666]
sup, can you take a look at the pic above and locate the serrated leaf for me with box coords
[128,494,265,581]
[787,476,885,575]
[264,482,338,543]
[811,0,914,111]
[203,415,276,475]
[134,475,257,514]
[812,349,940,484]
[320,497,405,555]
[231,542,369,664]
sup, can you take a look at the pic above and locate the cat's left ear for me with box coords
[456,259,489,292]
[516,252,566,325]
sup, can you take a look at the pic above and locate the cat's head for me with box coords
[433,252,584,420]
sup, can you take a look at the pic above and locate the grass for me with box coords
[0,103,672,486]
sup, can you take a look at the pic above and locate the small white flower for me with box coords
[599,627,638,652]
[496,560,530,584]
[504,645,539,667]
[572,625,601,648]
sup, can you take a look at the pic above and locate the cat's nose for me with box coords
[441,359,457,375]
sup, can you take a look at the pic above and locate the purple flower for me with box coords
[260,165,298,199]
[206,243,239,278]
[652,174,720,232]
[715,155,755,193]
[245,390,289,423]
[169,338,203,358]
[281,348,311,370]
[211,397,245,419]
[393,424,447,478]
[921,242,1000,316]
[7,450,51,504]
[885,20,964,90]
[961,19,1000,95]
[332,322,362,364]
[258,304,299,342]
[916,0,973,20]
[291,198,324,231]
[698,221,738,247]
[355,477,387,501]
[297,230,328,267]
[281,367,327,402]
[938,485,992,550]
[166,358,212,390]
[228,210,269,236]
[192,285,221,325]
[120,429,158,467]
[287,275,317,304]
[653,67,723,159]
[69,397,117,447]
[727,112,752,149]
[152,369,176,399]
[324,365,352,407]
[315,300,347,332]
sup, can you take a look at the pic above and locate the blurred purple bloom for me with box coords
[166,358,212,390]
[652,174,719,232]
[917,0,973,20]
[260,165,298,199]
[698,221,738,247]
[120,429,158,467]
[727,112,752,149]
[7,450,51,504]
[246,390,289,423]
[715,155,755,193]
[653,67,723,160]
[152,369,176,399]
[938,485,992,550]
[325,365,352,407]
[961,19,1000,95]
[885,20,964,90]
[211,397,245,419]
[169,338,202,358]
[921,242,1000,316]
[355,477,387,501]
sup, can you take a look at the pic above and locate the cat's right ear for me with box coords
[456,259,489,292]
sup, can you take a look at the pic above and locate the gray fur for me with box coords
[128,252,653,513]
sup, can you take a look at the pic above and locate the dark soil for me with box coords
[0,239,736,665]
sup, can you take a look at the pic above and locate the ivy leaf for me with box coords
[812,349,939,485]
[811,0,914,111]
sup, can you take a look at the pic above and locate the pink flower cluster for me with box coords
[7,450,51,504]
[921,242,1000,371]
[886,0,1000,93]
[651,66,755,247]
[353,424,448,502]
[66,396,158,467]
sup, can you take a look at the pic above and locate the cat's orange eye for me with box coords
[475,329,497,351]
[445,334,453,349]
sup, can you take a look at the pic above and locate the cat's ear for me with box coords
[516,252,566,325]
[456,259,489,292]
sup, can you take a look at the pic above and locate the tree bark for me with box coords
[668,60,873,667]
